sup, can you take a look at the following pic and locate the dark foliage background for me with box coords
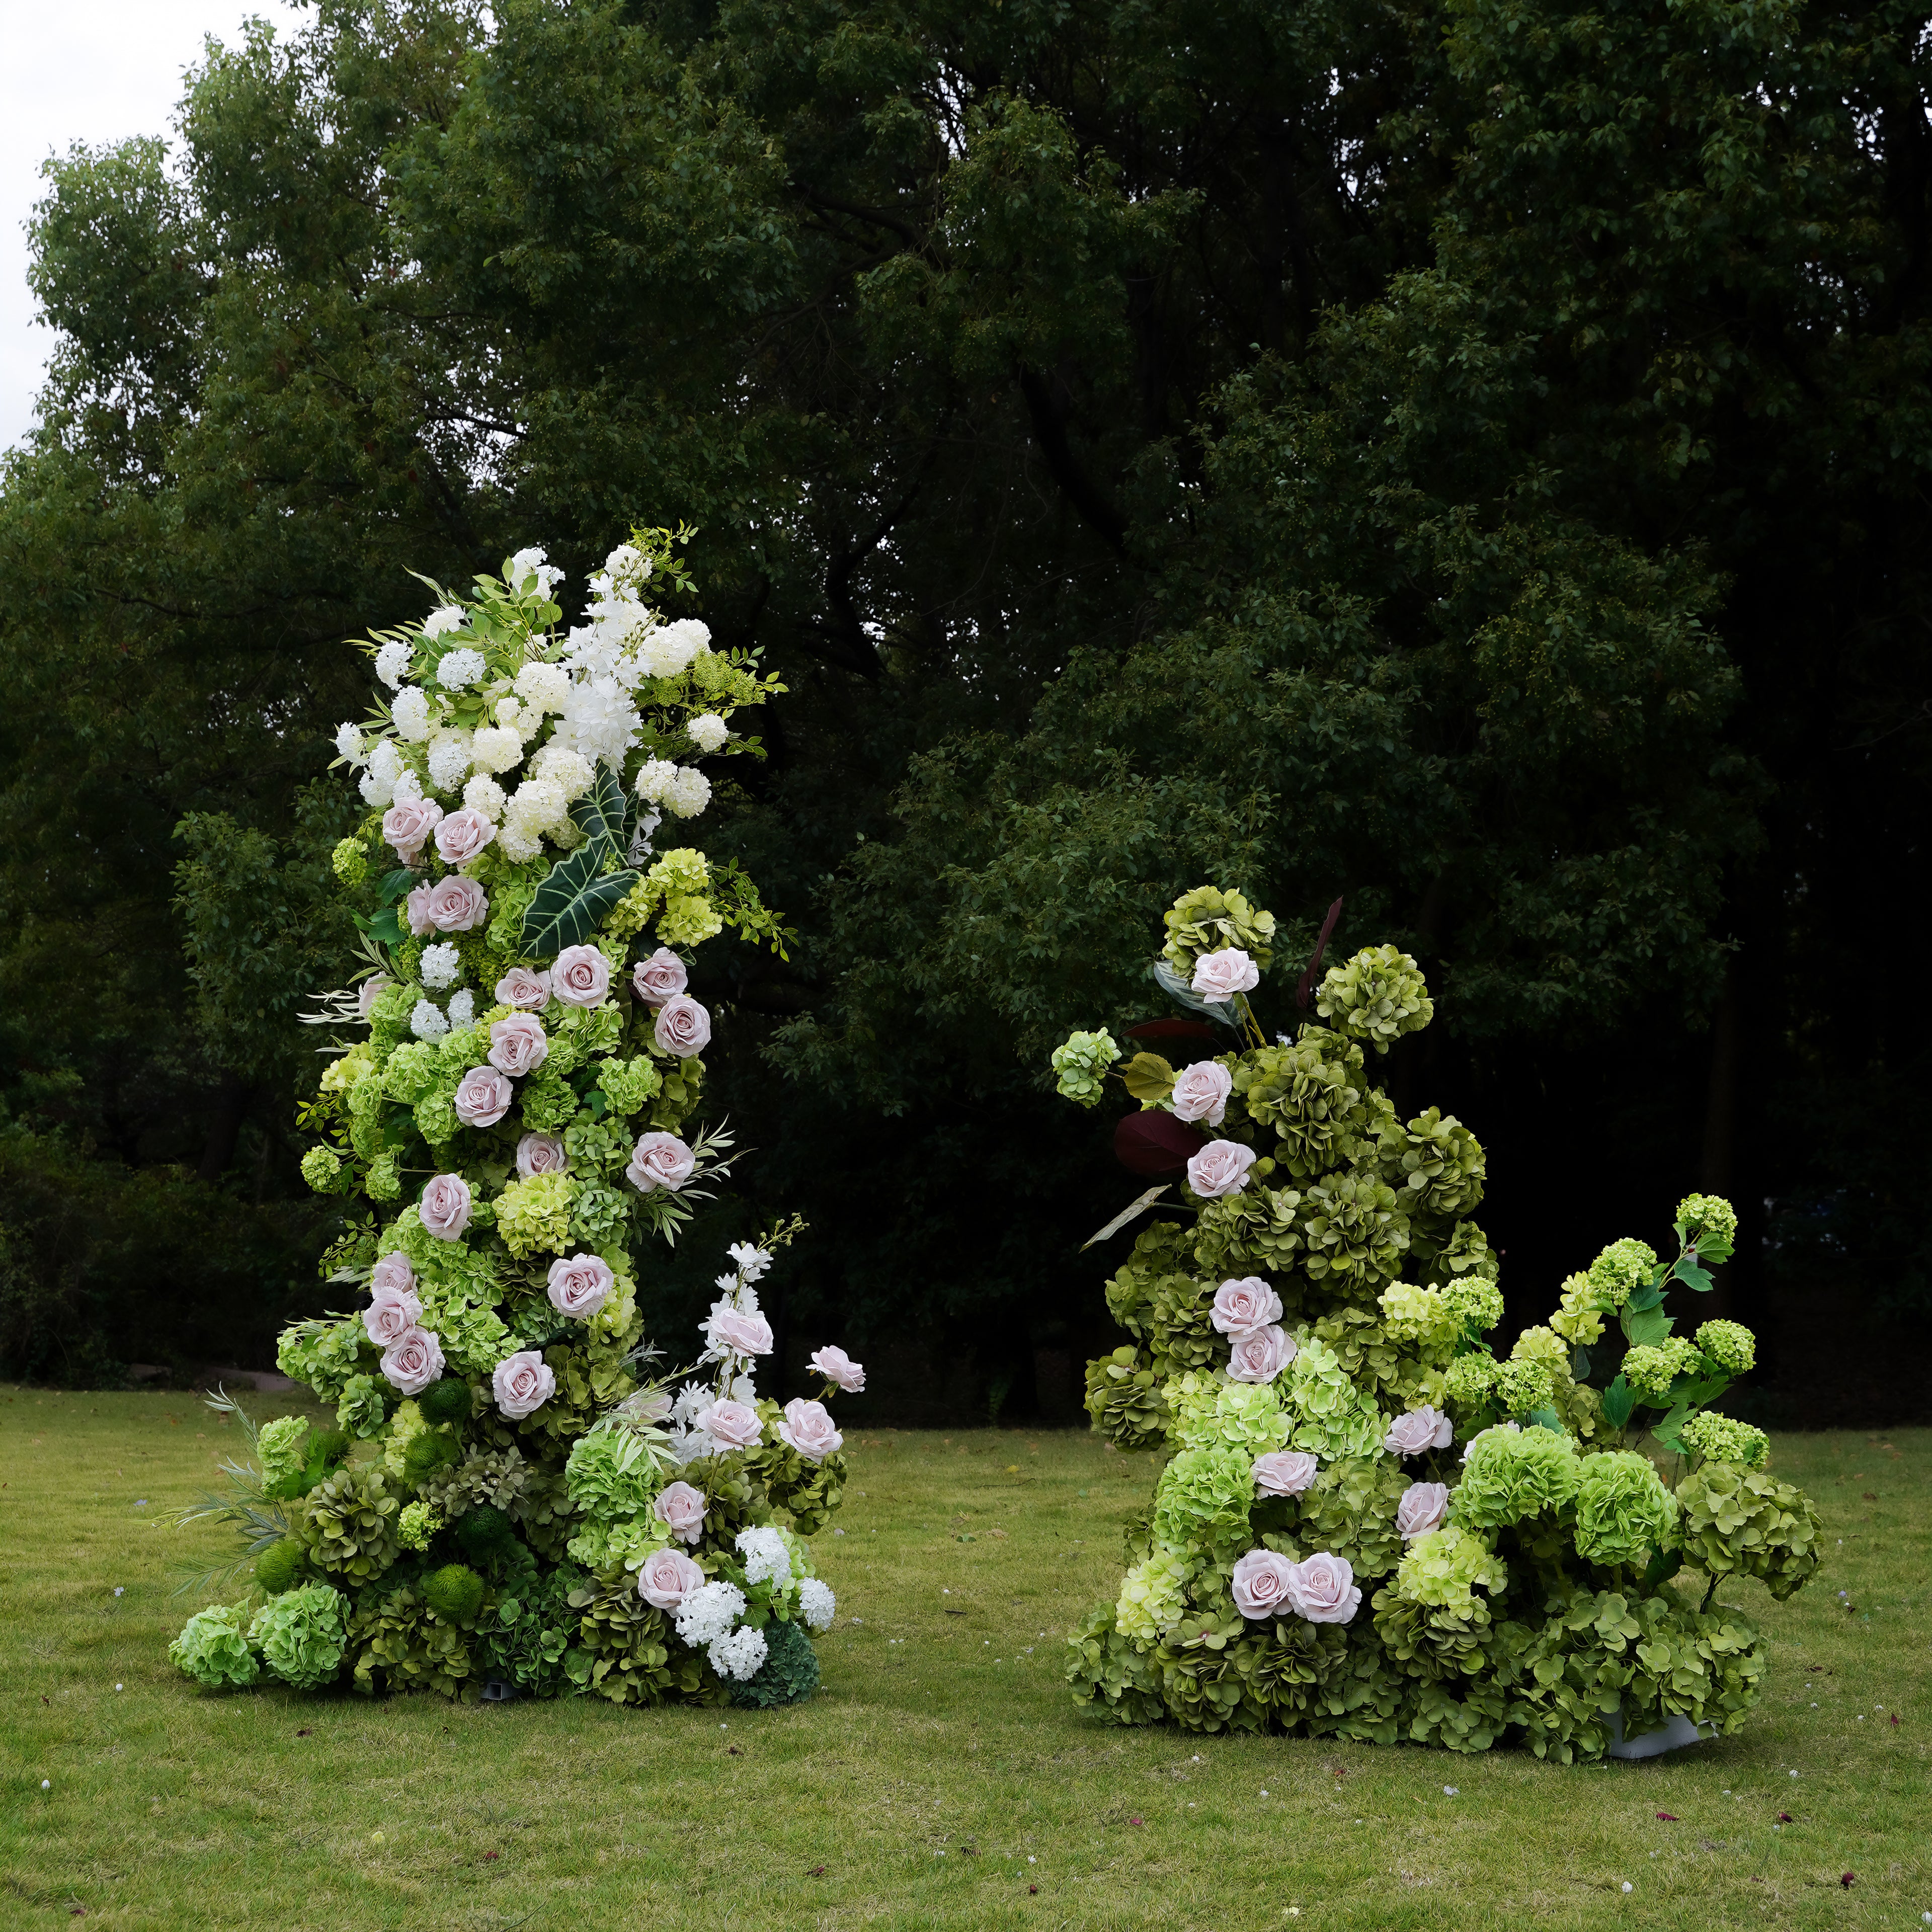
[0,0,1924,1421]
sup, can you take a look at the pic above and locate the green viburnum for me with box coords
[1510,1326,1569,1374]
[1550,1272,1606,1346]
[1441,1353,1500,1415]
[1286,1336,1386,1461]
[1450,1426,1580,1528]
[1622,1337,1700,1401]
[515,1071,579,1136]
[1152,1446,1256,1553]
[397,1501,442,1552]
[414,1088,459,1145]
[300,1146,344,1194]
[1394,1526,1509,1618]
[364,1152,401,1201]
[330,837,370,885]
[168,1602,259,1689]
[1315,945,1433,1054]
[1676,1193,1739,1251]
[1051,1029,1121,1107]
[1440,1274,1504,1335]
[1167,1373,1292,1456]
[1586,1238,1658,1309]
[1679,1410,1768,1469]
[249,1584,351,1691]
[1571,1451,1679,1568]
[1115,1547,1196,1643]
[496,1173,578,1259]
[1490,1357,1556,1417]
[1378,1282,1460,1349]
[257,1415,311,1501]
[1161,884,1276,975]
[1694,1320,1756,1378]
[1675,1463,1820,1599]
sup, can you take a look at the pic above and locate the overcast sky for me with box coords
[1,2,305,451]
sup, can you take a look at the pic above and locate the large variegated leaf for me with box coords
[570,765,632,865]
[519,842,638,958]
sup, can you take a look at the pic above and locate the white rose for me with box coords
[1186,1139,1257,1199]
[1170,1060,1233,1126]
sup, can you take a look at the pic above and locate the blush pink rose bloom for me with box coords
[549,943,610,1007]
[698,1399,763,1451]
[380,1325,444,1396]
[492,1348,556,1420]
[419,1172,472,1241]
[382,798,443,861]
[625,1131,695,1194]
[425,875,489,932]
[776,1398,843,1462]
[1226,1324,1297,1384]
[495,964,551,1010]
[631,948,688,1006]
[1186,1139,1257,1199]
[1383,1406,1454,1457]
[434,808,495,865]
[1231,1548,1300,1620]
[453,1065,513,1128]
[1210,1276,1283,1338]
[516,1131,568,1178]
[636,1547,706,1612]
[1397,1481,1451,1540]
[1253,1450,1319,1498]
[810,1344,865,1393]
[405,881,437,937]
[1284,1552,1361,1624]
[711,1308,774,1356]
[1170,1059,1233,1127]
[369,1252,415,1297]
[1191,947,1260,1001]
[547,1253,614,1319]
[488,1012,549,1078]
[653,995,711,1059]
[653,1480,707,1544]
[357,975,393,1021]
[362,1285,422,1347]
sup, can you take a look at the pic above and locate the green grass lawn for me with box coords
[2,1388,1927,1929]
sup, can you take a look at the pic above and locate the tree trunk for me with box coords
[196,1076,252,1185]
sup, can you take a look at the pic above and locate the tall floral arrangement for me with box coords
[1055,886,1820,1758]
[167,533,864,1708]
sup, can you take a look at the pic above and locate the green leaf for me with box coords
[1120,1052,1176,1105]
[1621,1303,1674,1347]
[378,867,416,908]
[1673,1256,1715,1293]
[1600,1375,1637,1430]
[365,906,403,947]
[1569,1344,1592,1381]
[519,844,638,959]
[1627,1279,1664,1313]
[570,766,631,865]
[1081,1184,1171,1250]
[1526,1406,1564,1434]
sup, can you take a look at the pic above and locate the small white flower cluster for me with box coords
[410,998,449,1041]
[671,1579,768,1680]
[737,1525,793,1590]
[797,1576,837,1633]
[632,757,711,821]
[419,942,463,991]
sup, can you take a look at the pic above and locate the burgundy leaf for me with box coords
[1126,1019,1222,1041]
[1114,1112,1208,1177]
[1296,895,1346,1010]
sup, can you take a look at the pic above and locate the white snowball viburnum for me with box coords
[463,774,506,821]
[514,660,571,715]
[633,758,678,805]
[410,999,450,1041]
[664,769,711,820]
[422,604,466,638]
[797,1577,836,1633]
[469,726,525,776]
[391,686,432,742]
[427,735,473,793]
[447,989,476,1028]
[374,637,413,688]
[638,618,710,680]
[335,722,366,764]
[419,942,463,990]
[736,1525,793,1589]
[708,1626,769,1683]
[674,1580,747,1649]
[436,647,488,692]
[529,745,593,800]
[685,713,729,754]
[552,676,641,770]
[359,739,404,808]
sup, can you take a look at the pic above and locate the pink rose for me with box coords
[405,882,437,937]
[1397,1481,1450,1540]
[653,995,711,1059]
[631,948,688,1006]
[636,1547,706,1612]
[1170,1060,1233,1127]
[357,975,393,1021]
[362,1284,422,1347]
[425,875,489,932]
[516,1131,568,1178]
[549,943,610,1007]
[546,1253,613,1320]
[810,1345,865,1393]
[383,798,443,861]
[419,1172,472,1241]
[369,1252,415,1297]
[433,808,495,865]
[710,1308,773,1356]
[1284,1551,1361,1624]
[495,964,552,1010]
[1210,1276,1283,1338]
[697,1399,763,1450]
[625,1131,695,1194]
[652,1480,708,1545]
[776,1398,843,1462]
[453,1065,513,1129]
[380,1325,444,1396]
[1383,1407,1454,1458]
[1186,1139,1257,1199]
[1253,1451,1319,1498]
[1226,1324,1297,1384]
[1231,1548,1300,1620]
[1191,947,1260,1001]
[492,1348,556,1420]
[488,1012,549,1079]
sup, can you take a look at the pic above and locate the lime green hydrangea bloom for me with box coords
[515,1070,579,1136]
[331,837,370,884]
[336,1374,389,1440]
[1676,1193,1738,1249]
[563,1426,665,1522]
[300,1146,344,1193]
[1694,1320,1756,1378]
[1441,1352,1499,1413]
[1116,1548,1196,1643]
[257,1415,311,1501]
[364,1152,402,1201]
[1510,1326,1569,1372]
[1395,1526,1509,1617]
[1490,1357,1556,1417]
[382,1041,439,1103]
[566,1513,672,1574]
[496,1172,578,1259]
[1286,1335,1386,1459]
[1051,1029,1121,1107]
[276,1318,366,1402]
[1622,1337,1700,1401]
[169,1602,259,1688]
[1450,1426,1580,1528]
[1379,1282,1460,1348]
[1440,1274,1503,1334]
[1161,884,1276,974]
[416,1290,513,1377]
[1679,1410,1768,1469]
[1315,944,1433,1054]
[317,1045,372,1096]
[382,1400,431,1480]
[1572,1451,1678,1568]
[1167,1373,1292,1455]
[397,1501,442,1552]
[1586,1238,1658,1309]
[249,1584,350,1691]
[1152,1446,1256,1552]
[1550,1272,1605,1346]
[414,1088,459,1145]
[597,1056,664,1117]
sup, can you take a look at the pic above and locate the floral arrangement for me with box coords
[167,532,864,1708]
[1054,886,1821,1758]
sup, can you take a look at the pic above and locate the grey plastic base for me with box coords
[1604,1706,1719,1759]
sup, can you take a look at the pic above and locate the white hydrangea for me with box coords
[736,1526,793,1590]
[674,1580,747,1649]
[374,637,414,688]
[358,739,404,808]
[707,1626,768,1683]
[427,734,473,793]
[437,647,488,692]
[633,758,679,805]
[410,999,450,1041]
[469,725,525,776]
[529,744,594,800]
[797,1577,836,1633]
[513,660,571,715]
[390,686,432,742]
[419,942,463,991]
[685,713,729,754]
[509,546,565,598]
[335,721,366,764]
[663,768,711,820]
[498,823,542,865]
[550,675,641,770]
[447,989,476,1028]
[463,774,506,821]
[422,605,466,639]
[638,618,711,680]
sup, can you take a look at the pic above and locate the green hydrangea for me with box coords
[1490,1357,1556,1417]
[1440,1274,1503,1334]
[1441,1353,1499,1414]
[1296,1172,1408,1292]
[300,1146,345,1194]
[1572,1450,1678,1568]
[382,1040,439,1102]
[331,837,370,884]
[1379,1282,1459,1348]
[413,1088,459,1145]
[1227,1032,1367,1178]
[1511,1326,1569,1371]
[597,1056,664,1117]
[1622,1337,1700,1401]
[1450,1426,1580,1528]
[659,891,723,948]
[1586,1238,1658,1309]
[1116,1548,1195,1643]
[168,1602,259,1688]
[563,1426,665,1522]
[1084,1346,1170,1450]
[416,1287,512,1377]
[257,1415,311,1501]
[1676,1193,1739,1250]
[1167,1374,1291,1455]
[1383,1108,1483,1218]
[336,1374,389,1439]
[1161,884,1276,975]
[496,1172,578,1259]
[1051,1029,1121,1107]
[1394,1526,1508,1617]
[1680,1410,1768,1469]
[1675,1463,1820,1599]
[249,1583,350,1691]
[276,1317,367,1402]
[1550,1272,1605,1346]
[1152,1446,1256,1553]
[1694,1320,1756,1378]
[397,1501,442,1552]
[1286,1336,1386,1460]
[1315,945,1433,1054]
[298,1464,403,1583]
